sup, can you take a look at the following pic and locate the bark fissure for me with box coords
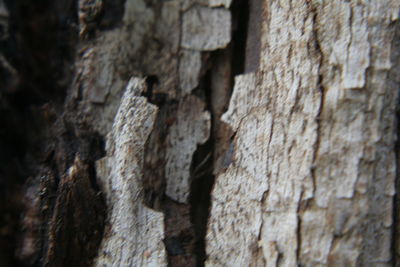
[189,67,215,267]
[190,1,251,265]
[231,0,249,75]
[144,1,244,265]
[391,19,400,266]
[308,1,324,202]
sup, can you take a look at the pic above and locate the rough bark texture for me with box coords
[0,0,399,266]
[94,78,166,266]
[206,1,400,266]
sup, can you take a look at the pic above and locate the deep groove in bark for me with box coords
[231,0,250,76]
[391,19,400,266]
[189,1,251,266]
[189,66,215,267]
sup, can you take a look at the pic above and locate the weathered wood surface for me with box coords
[78,0,400,265]
[94,78,166,266]
[3,0,400,266]
[74,0,233,265]
[206,0,400,266]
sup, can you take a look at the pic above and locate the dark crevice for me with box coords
[307,1,324,205]
[189,139,215,267]
[4,0,77,107]
[0,1,109,266]
[144,75,159,99]
[144,75,169,107]
[99,0,126,30]
[391,19,400,267]
[231,0,249,76]
[189,65,215,267]
[86,140,106,193]
[189,1,252,265]
[0,0,78,266]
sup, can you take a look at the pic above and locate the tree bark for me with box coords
[207,1,400,266]
[0,0,399,266]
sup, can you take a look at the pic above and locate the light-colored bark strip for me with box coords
[221,73,264,131]
[94,78,166,266]
[308,1,399,265]
[206,108,270,266]
[206,0,400,266]
[165,96,211,203]
[179,49,202,94]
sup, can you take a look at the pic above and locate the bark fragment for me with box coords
[179,50,202,95]
[181,6,231,51]
[94,78,166,266]
[166,96,211,203]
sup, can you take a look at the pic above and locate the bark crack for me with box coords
[391,19,400,267]
[163,1,251,265]
[309,4,324,200]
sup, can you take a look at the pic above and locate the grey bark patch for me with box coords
[244,0,262,73]
[94,78,166,266]
[165,95,211,203]
[179,49,202,94]
[221,72,260,131]
[181,6,231,51]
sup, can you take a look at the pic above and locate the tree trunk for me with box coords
[0,0,399,266]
